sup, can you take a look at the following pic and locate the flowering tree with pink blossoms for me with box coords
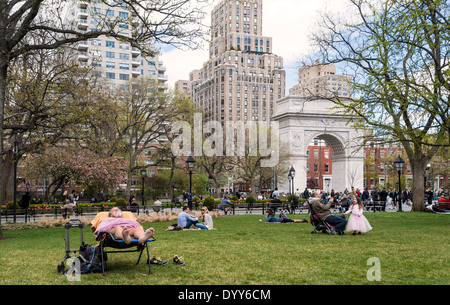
[23,147,127,199]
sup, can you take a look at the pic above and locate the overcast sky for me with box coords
[161,0,350,93]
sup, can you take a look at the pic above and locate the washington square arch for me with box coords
[272,96,365,193]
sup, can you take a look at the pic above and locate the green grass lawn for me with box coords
[0,212,448,285]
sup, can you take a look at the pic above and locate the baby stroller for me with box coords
[308,202,333,234]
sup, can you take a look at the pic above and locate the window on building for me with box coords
[119,73,129,80]
[119,63,129,70]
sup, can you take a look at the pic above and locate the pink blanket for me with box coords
[94,217,141,236]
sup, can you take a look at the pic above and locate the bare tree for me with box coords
[153,92,196,198]
[112,77,171,200]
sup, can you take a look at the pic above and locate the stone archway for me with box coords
[273,96,365,193]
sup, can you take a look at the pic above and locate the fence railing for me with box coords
[1,200,393,223]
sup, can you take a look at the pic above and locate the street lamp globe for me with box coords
[140,166,147,176]
[186,155,195,169]
[289,166,296,178]
[394,155,404,171]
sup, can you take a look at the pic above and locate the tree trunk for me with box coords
[126,167,133,202]
[214,178,221,199]
[0,59,10,239]
[0,150,13,204]
[411,162,427,212]
[168,156,176,198]
[250,178,257,198]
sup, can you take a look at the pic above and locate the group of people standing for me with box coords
[301,187,411,211]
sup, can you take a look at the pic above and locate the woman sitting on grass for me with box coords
[201,207,214,230]
[265,210,308,223]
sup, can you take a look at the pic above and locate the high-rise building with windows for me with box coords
[64,0,167,89]
[289,61,352,98]
[181,0,285,123]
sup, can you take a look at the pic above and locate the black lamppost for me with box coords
[424,163,431,188]
[289,166,295,195]
[394,155,404,212]
[288,173,292,195]
[140,166,146,211]
[186,156,195,209]
[424,163,431,203]
[208,181,213,196]
[13,140,18,223]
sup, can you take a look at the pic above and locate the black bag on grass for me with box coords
[78,244,106,274]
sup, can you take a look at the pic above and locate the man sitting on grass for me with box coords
[94,207,154,244]
[178,206,208,230]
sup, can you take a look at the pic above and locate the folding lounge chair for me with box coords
[91,211,156,276]
[308,202,334,234]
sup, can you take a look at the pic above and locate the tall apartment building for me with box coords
[289,61,351,98]
[64,0,167,89]
[174,80,191,96]
[183,0,286,123]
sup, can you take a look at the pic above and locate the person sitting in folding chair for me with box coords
[311,190,347,235]
[94,207,154,245]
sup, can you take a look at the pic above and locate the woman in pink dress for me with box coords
[344,197,373,234]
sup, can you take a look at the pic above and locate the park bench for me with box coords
[223,201,293,215]
[365,200,386,212]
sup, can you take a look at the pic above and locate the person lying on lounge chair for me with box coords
[93,207,154,245]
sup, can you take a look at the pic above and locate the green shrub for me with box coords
[204,196,216,211]
[231,196,239,202]
[288,194,297,202]
[115,198,127,207]
[245,196,255,203]
[110,197,118,202]
[6,201,18,209]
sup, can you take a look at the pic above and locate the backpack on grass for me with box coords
[78,244,107,274]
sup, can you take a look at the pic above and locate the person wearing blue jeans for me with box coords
[178,206,208,230]
[323,214,347,233]
[310,190,347,235]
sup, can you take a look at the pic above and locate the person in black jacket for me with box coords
[362,187,370,204]
[379,188,388,202]
[20,192,31,222]
[20,192,31,209]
